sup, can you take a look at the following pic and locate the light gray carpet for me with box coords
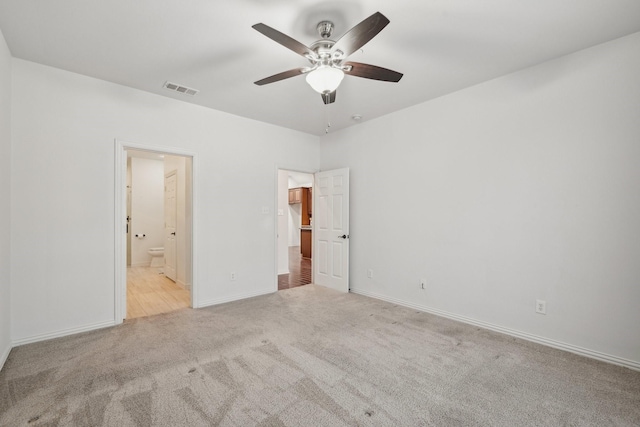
[1,285,639,426]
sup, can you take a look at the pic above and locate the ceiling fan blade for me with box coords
[321,91,336,104]
[344,62,403,82]
[331,12,390,58]
[254,68,306,86]
[252,23,317,59]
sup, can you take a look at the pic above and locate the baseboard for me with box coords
[350,288,640,372]
[197,288,274,309]
[0,343,10,372]
[12,320,116,347]
[177,280,191,291]
[130,262,150,268]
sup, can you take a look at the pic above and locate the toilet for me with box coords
[148,247,164,268]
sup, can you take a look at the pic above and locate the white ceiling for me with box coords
[1,1,639,136]
[288,171,314,188]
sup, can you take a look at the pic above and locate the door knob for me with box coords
[171,232,176,236]
[338,234,349,239]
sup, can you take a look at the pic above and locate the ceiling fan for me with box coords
[252,12,403,105]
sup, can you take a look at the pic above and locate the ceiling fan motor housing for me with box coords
[310,39,339,65]
[311,21,346,68]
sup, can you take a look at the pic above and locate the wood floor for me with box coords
[278,246,312,290]
[127,266,191,319]
[129,248,303,317]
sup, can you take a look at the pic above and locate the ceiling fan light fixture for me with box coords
[306,66,344,94]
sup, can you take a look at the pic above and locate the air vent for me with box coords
[163,81,199,96]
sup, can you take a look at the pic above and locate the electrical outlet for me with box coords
[367,269,373,279]
[420,279,426,290]
[231,272,237,281]
[535,299,546,315]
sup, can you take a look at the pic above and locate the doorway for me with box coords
[277,169,314,290]
[115,141,196,323]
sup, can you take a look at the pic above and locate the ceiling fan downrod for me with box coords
[316,21,334,39]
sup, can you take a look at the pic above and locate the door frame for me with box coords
[114,139,198,323]
[274,166,317,292]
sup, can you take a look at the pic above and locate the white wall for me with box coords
[10,59,320,343]
[277,170,289,275]
[320,33,640,367]
[288,202,301,247]
[130,157,165,266]
[0,28,12,369]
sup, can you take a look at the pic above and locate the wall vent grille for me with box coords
[163,81,199,96]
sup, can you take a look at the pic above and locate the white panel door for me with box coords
[164,171,177,282]
[314,168,349,292]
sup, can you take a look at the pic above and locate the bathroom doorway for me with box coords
[116,145,195,320]
[277,169,314,290]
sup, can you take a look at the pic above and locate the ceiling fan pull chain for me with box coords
[325,100,332,134]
